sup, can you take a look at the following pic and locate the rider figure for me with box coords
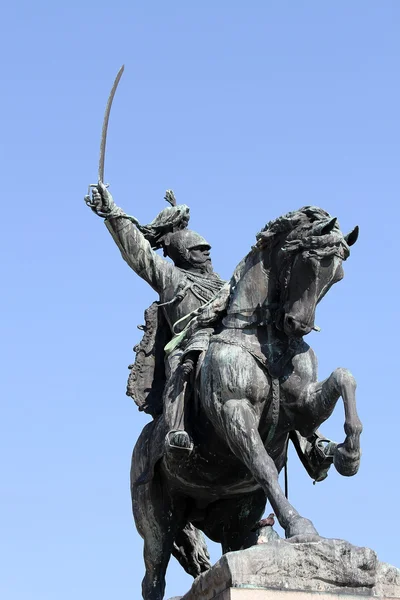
[86,183,225,453]
[85,183,336,482]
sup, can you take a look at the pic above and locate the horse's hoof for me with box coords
[333,443,360,477]
[285,516,319,539]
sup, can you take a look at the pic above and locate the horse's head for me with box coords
[256,207,358,338]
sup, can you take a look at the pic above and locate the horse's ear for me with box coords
[311,217,337,236]
[344,225,359,246]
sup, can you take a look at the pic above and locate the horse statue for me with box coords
[130,205,361,600]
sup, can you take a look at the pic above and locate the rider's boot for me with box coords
[165,430,194,455]
[134,430,194,487]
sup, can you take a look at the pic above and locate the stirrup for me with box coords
[312,440,338,483]
[165,430,194,453]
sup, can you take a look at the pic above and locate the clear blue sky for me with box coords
[1,2,400,599]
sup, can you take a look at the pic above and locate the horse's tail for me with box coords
[172,522,211,577]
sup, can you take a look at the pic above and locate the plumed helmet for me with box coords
[163,229,211,265]
[167,229,211,250]
[137,190,211,265]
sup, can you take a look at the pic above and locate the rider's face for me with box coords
[188,245,212,272]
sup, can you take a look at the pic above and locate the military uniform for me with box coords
[106,216,225,438]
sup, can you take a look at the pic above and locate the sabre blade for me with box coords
[98,64,125,183]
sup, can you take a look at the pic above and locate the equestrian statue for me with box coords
[85,67,362,600]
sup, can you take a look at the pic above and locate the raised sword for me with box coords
[88,64,125,195]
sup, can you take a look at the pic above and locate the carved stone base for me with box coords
[170,538,400,600]
[175,592,398,600]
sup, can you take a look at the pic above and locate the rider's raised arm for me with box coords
[85,183,172,294]
[105,216,172,293]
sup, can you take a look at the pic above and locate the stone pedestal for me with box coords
[177,592,398,600]
[170,538,400,600]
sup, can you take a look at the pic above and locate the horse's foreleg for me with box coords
[301,368,362,477]
[218,398,318,539]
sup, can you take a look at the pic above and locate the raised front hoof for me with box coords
[285,516,319,539]
[333,443,361,477]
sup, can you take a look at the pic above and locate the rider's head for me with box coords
[138,196,213,273]
[163,229,213,273]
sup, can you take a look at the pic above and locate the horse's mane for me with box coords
[255,206,350,260]
[256,206,332,245]
[197,206,350,328]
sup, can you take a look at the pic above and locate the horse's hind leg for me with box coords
[132,475,186,600]
[215,397,318,539]
[299,368,362,477]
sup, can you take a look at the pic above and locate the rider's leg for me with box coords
[164,329,213,451]
[163,349,192,451]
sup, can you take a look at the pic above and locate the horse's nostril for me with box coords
[286,316,294,327]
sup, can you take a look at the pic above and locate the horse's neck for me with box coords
[223,251,278,329]
[220,250,296,377]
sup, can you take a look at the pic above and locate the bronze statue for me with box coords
[85,69,361,600]
[85,186,360,600]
